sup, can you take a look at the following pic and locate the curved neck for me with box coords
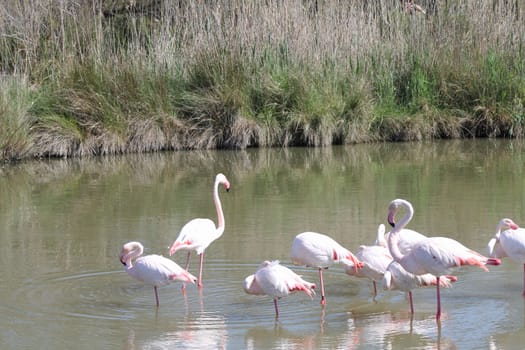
[387,228,405,263]
[214,179,225,236]
[123,242,143,267]
[387,200,413,263]
[391,199,414,232]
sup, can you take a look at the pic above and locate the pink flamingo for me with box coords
[169,173,230,288]
[243,260,316,318]
[383,260,457,314]
[119,241,197,306]
[487,218,523,293]
[291,231,364,305]
[386,198,501,320]
[345,224,393,297]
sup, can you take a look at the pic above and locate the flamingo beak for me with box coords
[169,241,183,256]
[119,257,126,266]
[387,211,396,228]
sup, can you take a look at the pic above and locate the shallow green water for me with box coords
[1,139,525,349]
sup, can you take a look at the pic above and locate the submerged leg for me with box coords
[319,267,326,305]
[436,276,441,321]
[198,252,205,288]
[154,286,160,307]
[409,291,414,315]
[274,298,279,319]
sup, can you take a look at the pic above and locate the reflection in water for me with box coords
[2,139,525,349]
[123,312,228,350]
[245,323,317,350]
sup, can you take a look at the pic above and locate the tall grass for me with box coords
[0,0,524,159]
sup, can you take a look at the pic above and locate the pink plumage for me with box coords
[120,241,197,306]
[487,218,523,293]
[243,260,316,317]
[169,173,230,288]
[386,198,500,320]
[291,231,363,305]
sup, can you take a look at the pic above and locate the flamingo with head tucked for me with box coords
[383,260,457,314]
[243,260,316,318]
[169,173,230,288]
[345,224,393,297]
[487,218,523,293]
[386,198,501,320]
[120,241,197,306]
[291,231,364,305]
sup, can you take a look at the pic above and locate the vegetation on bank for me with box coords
[0,0,524,161]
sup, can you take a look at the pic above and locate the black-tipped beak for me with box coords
[120,259,126,266]
[389,222,395,228]
[226,188,230,193]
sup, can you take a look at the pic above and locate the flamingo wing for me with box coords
[171,218,217,254]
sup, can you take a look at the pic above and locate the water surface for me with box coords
[1,139,525,349]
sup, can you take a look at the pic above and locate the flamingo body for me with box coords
[120,241,197,306]
[169,173,230,287]
[291,231,363,304]
[345,225,393,296]
[386,198,500,320]
[383,260,457,314]
[487,218,523,294]
[243,260,316,317]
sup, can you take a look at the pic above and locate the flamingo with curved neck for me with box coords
[120,241,197,306]
[386,198,501,320]
[169,173,230,288]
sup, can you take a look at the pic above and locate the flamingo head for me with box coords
[497,218,519,232]
[119,241,143,266]
[169,240,188,256]
[387,203,398,228]
[216,173,231,192]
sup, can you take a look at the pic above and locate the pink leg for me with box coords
[319,268,326,305]
[409,291,414,315]
[274,298,279,318]
[198,252,204,288]
[154,286,160,307]
[436,276,441,321]
[184,251,191,270]
[373,281,377,297]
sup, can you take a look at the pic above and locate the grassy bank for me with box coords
[0,0,524,161]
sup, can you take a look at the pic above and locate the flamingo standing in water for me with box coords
[386,198,501,320]
[243,260,316,318]
[120,241,197,306]
[169,173,230,288]
[487,218,523,293]
[291,231,364,305]
[345,224,393,297]
[383,260,457,314]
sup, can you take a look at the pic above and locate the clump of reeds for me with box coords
[0,0,524,160]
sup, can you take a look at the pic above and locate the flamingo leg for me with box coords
[181,251,191,292]
[154,286,160,307]
[198,252,204,288]
[409,291,414,315]
[436,276,441,321]
[373,281,377,297]
[184,251,191,270]
[274,298,279,319]
[319,267,326,305]
[522,264,525,296]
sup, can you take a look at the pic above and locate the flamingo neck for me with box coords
[387,230,405,263]
[213,179,225,237]
[387,200,413,263]
[393,200,414,231]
